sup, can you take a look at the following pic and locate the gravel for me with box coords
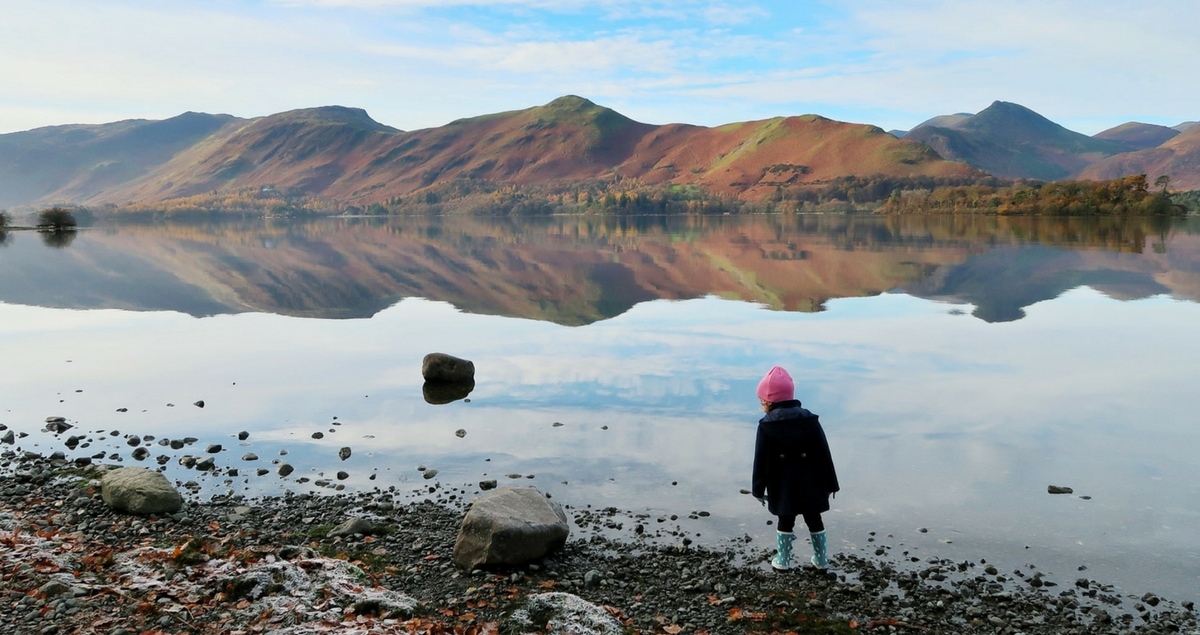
[2,451,1197,635]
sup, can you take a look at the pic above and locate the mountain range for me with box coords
[1,96,1197,211]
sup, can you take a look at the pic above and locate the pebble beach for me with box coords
[2,450,1197,635]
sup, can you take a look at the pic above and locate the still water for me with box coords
[1,214,1198,603]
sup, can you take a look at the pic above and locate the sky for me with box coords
[2,0,1198,137]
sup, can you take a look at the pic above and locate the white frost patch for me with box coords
[506,592,625,635]
[1,514,417,633]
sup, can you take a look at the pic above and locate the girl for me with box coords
[751,365,840,570]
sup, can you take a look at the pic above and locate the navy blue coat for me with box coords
[752,400,839,518]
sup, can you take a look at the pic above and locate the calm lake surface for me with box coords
[2,213,1198,603]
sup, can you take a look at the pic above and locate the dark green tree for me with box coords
[37,206,78,230]
[1154,175,1171,193]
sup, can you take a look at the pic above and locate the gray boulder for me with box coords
[452,487,569,569]
[503,592,625,635]
[422,352,475,383]
[101,467,183,515]
[329,517,379,537]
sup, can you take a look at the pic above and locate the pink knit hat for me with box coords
[756,365,794,402]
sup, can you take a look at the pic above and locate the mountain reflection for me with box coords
[0,214,1196,323]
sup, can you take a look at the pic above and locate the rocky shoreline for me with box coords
[2,452,1197,635]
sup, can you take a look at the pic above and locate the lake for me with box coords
[1,213,1198,605]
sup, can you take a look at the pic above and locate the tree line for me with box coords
[877,175,1188,216]
[14,173,1198,221]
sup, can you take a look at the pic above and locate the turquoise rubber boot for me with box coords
[771,531,796,571]
[809,531,828,569]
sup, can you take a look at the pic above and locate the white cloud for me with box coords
[1,0,1197,134]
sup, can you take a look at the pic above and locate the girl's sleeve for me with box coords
[817,426,839,494]
[751,425,768,499]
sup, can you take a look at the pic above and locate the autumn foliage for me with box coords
[877,174,1187,216]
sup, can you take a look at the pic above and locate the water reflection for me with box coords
[39,229,79,249]
[423,380,475,405]
[0,214,1196,323]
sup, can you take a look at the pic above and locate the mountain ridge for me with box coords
[2,97,1198,210]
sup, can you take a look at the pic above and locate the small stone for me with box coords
[39,580,72,596]
[1048,485,1074,494]
[206,444,222,454]
[242,453,258,461]
[194,400,205,408]
[423,469,439,480]
[455,429,466,438]
[338,447,351,460]
[278,464,295,477]
[479,479,498,490]
[237,431,249,440]
[312,432,324,439]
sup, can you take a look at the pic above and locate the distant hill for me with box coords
[904,101,1128,181]
[0,96,978,210]
[1093,122,1180,151]
[1077,125,1200,190]
[0,112,242,207]
[1174,122,1198,133]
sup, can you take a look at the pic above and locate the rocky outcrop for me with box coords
[452,487,569,570]
[100,467,183,515]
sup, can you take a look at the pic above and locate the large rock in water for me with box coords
[101,467,183,515]
[452,487,569,569]
[422,352,475,383]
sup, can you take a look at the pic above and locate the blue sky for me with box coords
[2,0,1197,136]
